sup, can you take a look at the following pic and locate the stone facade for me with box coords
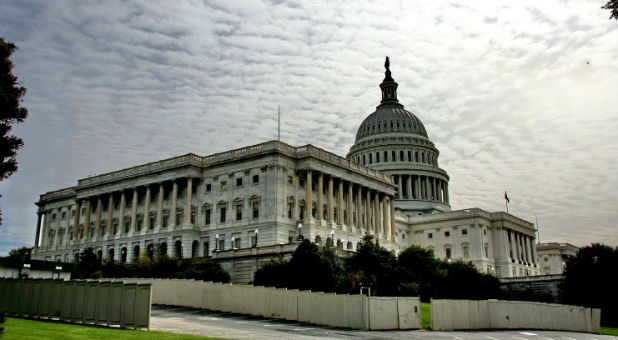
[536,242,578,275]
[33,142,398,282]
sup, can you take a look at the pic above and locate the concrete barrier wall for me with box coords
[431,299,600,333]
[117,278,421,330]
[0,278,151,329]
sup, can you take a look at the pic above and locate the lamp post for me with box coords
[254,229,258,247]
[231,236,235,249]
[215,234,219,251]
[297,222,303,241]
[330,230,335,247]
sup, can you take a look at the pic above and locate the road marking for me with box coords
[513,337,529,340]
[484,336,499,340]
[451,336,464,340]
[520,332,538,336]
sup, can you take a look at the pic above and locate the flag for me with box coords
[504,191,510,203]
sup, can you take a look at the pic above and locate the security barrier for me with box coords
[119,278,421,330]
[0,279,151,329]
[431,299,601,333]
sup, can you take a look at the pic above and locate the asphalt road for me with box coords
[150,305,617,340]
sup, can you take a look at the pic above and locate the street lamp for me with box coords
[297,222,303,241]
[215,234,219,251]
[254,229,258,247]
[329,230,335,247]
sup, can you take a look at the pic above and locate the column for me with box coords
[524,236,531,264]
[346,182,353,226]
[171,180,178,226]
[34,212,43,248]
[530,237,539,265]
[397,175,403,199]
[317,173,323,220]
[406,175,413,199]
[94,197,102,237]
[305,171,312,223]
[185,178,192,226]
[130,188,138,233]
[337,180,344,225]
[514,232,521,262]
[444,182,449,203]
[72,202,81,240]
[365,190,371,231]
[144,186,151,229]
[327,176,334,223]
[356,186,362,230]
[382,195,388,237]
[426,177,430,200]
[156,183,164,227]
[84,200,92,238]
[374,193,381,236]
[119,192,126,232]
[389,198,396,241]
[415,176,420,199]
[107,194,114,235]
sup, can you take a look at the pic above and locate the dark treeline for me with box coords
[74,248,230,283]
[254,235,550,302]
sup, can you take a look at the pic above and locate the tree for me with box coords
[345,235,398,296]
[1,38,29,224]
[8,246,32,262]
[75,248,103,279]
[560,243,618,327]
[602,0,618,20]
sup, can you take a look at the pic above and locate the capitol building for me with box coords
[32,58,540,282]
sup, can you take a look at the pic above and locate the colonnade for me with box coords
[303,170,396,241]
[392,174,449,203]
[34,177,196,250]
[507,229,537,266]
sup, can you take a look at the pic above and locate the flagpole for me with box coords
[535,213,540,244]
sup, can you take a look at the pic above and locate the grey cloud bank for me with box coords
[0,0,616,254]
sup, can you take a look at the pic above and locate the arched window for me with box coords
[369,153,372,164]
[146,243,154,259]
[120,247,127,263]
[346,241,353,250]
[108,248,115,262]
[400,150,404,161]
[384,151,388,162]
[192,240,199,258]
[315,235,323,245]
[174,240,182,259]
[362,154,366,165]
[159,242,167,256]
[336,239,343,249]
[133,245,140,261]
[376,152,380,163]
[408,151,412,161]
[392,150,396,161]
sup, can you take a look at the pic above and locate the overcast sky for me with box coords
[0,0,616,255]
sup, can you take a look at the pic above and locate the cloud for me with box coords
[0,0,616,254]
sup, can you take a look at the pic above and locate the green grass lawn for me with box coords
[421,302,431,329]
[1,317,233,340]
[601,327,618,336]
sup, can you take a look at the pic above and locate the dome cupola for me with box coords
[347,57,451,215]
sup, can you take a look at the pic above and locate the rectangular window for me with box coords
[252,175,259,184]
[252,202,259,218]
[81,207,86,215]
[190,213,195,224]
[236,178,243,187]
[287,176,293,184]
[163,216,169,228]
[428,233,433,239]
[61,211,66,220]
[137,219,143,231]
[444,231,450,237]
[205,183,212,192]
[463,246,469,258]
[112,222,118,235]
[220,181,227,190]
[124,221,130,233]
[236,205,242,220]
[204,209,211,225]
[445,248,452,259]
[220,207,226,223]
[71,210,76,217]
[52,213,57,221]
[234,237,241,249]
[462,229,468,235]
[218,238,225,251]
[176,213,183,225]
[288,203,293,219]
[149,217,155,229]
